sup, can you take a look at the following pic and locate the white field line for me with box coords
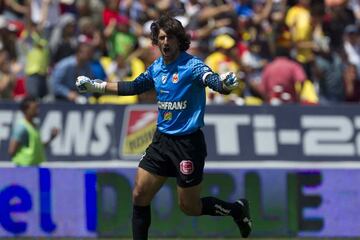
[1,160,360,169]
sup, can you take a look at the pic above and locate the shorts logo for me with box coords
[172,73,179,83]
[162,75,167,84]
[180,160,194,175]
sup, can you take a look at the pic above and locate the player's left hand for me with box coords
[220,72,239,91]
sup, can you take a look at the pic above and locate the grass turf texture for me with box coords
[1,238,358,240]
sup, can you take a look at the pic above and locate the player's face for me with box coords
[157,29,180,64]
[26,101,39,118]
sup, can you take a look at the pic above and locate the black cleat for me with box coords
[233,199,252,238]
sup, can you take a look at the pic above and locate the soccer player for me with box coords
[76,15,252,239]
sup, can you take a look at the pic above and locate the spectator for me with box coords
[78,16,103,50]
[0,0,358,105]
[312,43,345,104]
[0,15,20,61]
[119,0,149,24]
[187,17,233,59]
[102,0,121,26]
[186,2,235,56]
[50,42,95,103]
[0,49,15,99]
[98,52,145,104]
[205,34,242,104]
[255,46,307,104]
[325,0,346,7]
[122,0,160,24]
[8,96,59,166]
[104,14,137,59]
[270,0,288,22]
[19,21,50,99]
[343,63,360,102]
[285,0,314,77]
[30,0,61,38]
[233,0,254,20]
[323,0,355,50]
[76,0,104,25]
[343,24,360,77]
[49,13,77,64]
[348,0,360,24]
[0,1,5,13]
[251,0,273,27]
[239,39,268,104]
[3,0,30,21]
[249,0,274,60]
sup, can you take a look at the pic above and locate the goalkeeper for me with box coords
[76,14,252,239]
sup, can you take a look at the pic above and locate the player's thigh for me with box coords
[133,167,167,206]
[172,130,207,188]
[176,183,202,215]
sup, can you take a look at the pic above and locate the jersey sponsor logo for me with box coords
[164,112,172,121]
[157,100,187,110]
[161,75,167,84]
[172,73,179,83]
[180,160,194,175]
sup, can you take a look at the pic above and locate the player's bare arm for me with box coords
[104,82,119,94]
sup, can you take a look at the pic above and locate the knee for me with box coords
[132,186,149,206]
[179,200,201,216]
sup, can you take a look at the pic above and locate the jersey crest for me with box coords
[172,73,179,83]
[161,75,167,84]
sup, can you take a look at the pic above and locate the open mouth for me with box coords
[163,46,170,54]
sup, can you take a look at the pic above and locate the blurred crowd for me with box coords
[0,0,360,105]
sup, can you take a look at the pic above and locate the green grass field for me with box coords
[2,238,359,240]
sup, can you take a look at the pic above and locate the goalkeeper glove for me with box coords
[76,76,107,94]
[220,72,239,91]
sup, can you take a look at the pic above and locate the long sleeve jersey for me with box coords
[117,51,229,135]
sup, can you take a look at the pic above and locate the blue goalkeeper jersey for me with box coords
[144,51,212,135]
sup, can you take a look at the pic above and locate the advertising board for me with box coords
[2,103,360,161]
[0,167,359,238]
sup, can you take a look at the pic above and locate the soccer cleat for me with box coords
[233,199,252,238]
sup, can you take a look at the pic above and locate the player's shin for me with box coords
[132,205,151,240]
[201,197,252,238]
[200,196,235,216]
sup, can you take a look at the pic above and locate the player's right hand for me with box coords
[76,76,107,94]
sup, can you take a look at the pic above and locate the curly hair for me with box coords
[150,15,191,51]
[20,96,37,113]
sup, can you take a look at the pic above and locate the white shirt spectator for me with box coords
[31,0,60,30]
